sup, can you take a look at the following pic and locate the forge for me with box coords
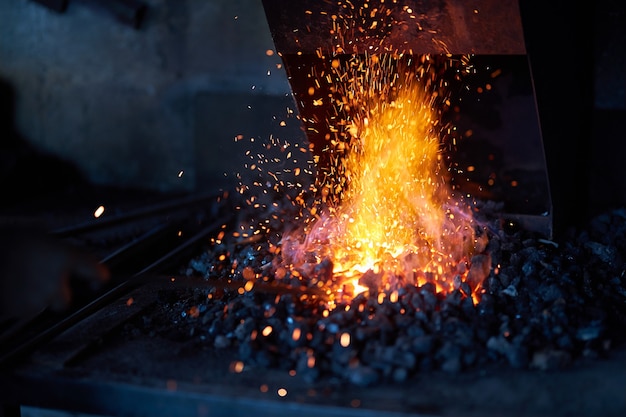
[1,1,625,417]
[257,0,551,305]
[261,0,551,236]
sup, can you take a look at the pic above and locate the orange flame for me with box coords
[330,83,446,275]
[279,54,481,307]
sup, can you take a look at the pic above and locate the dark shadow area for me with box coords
[519,0,595,238]
[0,77,90,211]
[590,108,626,217]
[520,0,626,238]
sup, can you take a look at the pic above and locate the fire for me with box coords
[277,53,482,307]
[325,82,447,284]
[231,5,488,310]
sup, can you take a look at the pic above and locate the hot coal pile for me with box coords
[152,202,626,386]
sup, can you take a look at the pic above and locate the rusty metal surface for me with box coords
[261,0,526,55]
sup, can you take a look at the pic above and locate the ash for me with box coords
[177,201,626,386]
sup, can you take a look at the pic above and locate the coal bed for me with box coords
[136,198,626,387]
[2,194,625,417]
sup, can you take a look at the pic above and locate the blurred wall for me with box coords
[0,0,301,193]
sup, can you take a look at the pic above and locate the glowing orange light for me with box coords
[94,205,105,218]
[292,328,302,341]
[262,326,273,337]
[277,54,484,308]
[340,332,351,347]
[242,266,255,280]
[230,361,244,373]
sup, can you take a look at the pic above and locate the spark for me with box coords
[230,361,245,373]
[94,205,105,218]
[340,332,351,347]
[229,3,486,311]
[262,325,273,337]
[292,328,302,341]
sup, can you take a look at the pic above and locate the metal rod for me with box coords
[0,278,144,368]
[51,192,223,238]
[98,222,172,265]
[131,219,231,277]
[0,214,232,368]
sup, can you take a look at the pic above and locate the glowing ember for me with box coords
[278,53,482,306]
[232,3,487,310]
[93,205,105,218]
[317,77,452,286]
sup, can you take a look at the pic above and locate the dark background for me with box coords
[520,0,626,236]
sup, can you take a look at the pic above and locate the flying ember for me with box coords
[278,53,484,307]
[230,1,489,310]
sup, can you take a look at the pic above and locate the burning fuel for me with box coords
[173,0,626,388]
[228,3,486,308]
[276,53,483,306]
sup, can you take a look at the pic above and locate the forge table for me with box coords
[1,276,625,417]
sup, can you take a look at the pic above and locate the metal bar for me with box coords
[98,222,173,266]
[51,192,222,238]
[131,218,232,277]
[0,214,232,368]
[168,275,329,300]
[0,278,145,368]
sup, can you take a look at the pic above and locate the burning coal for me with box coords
[171,0,626,388]
[222,1,492,311]
[278,53,483,306]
